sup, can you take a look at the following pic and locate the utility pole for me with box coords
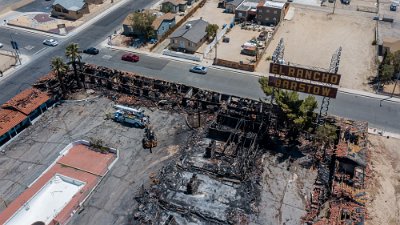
[380,72,400,106]
[332,0,337,14]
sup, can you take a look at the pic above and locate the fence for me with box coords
[163,49,202,61]
[203,26,229,58]
[150,0,207,52]
[214,58,255,72]
[213,20,281,72]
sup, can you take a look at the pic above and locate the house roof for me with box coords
[152,13,175,30]
[258,0,286,9]
[170,18,209,43]
[53,0,86,11]
[226,0,244,7]
[162,0,187,6]
[0,109,27,137]
[236,0,259,11]
[2,88,50,116]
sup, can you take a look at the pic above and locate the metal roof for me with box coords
[170,18,209,43]
[53,0,86,11]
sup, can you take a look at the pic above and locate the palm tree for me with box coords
[65,43,83,88]
[51,57,68,96]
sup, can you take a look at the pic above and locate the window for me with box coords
[265,17,269,21]
[273,17,277,20]
[266,9,269,13]
[259,10,262,13]
[238,12,242,17]
[274,10,277,14]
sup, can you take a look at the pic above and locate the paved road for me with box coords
[83,47,400,134]
[0,28,46,54]
[0,0,155,100]
[0,0,399,135]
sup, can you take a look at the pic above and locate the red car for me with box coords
[121,53,139,62]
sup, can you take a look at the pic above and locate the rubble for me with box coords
[30,63,370,225]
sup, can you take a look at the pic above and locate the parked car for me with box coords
[149,39,158,44]
[83,47,99,55]
[341,0,350,4]
[189,66,207,74]
[43,39,58,46]
[0,43,3,48]
[121,53,139,62]
[390,3,397,11]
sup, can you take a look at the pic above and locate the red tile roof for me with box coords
[0,109,27,137]
[2,88,50,116]
[0,143,117,225]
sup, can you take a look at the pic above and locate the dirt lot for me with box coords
[367,135,400,225]
[0,51,16,74]
[215,26,261,63]
[0,95,190,225]
[190,0,233,31]
[258,7,376,91]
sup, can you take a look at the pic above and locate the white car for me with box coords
[0,43,3,48]
[43,39,58,46]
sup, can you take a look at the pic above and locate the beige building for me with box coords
[51,0,103,20]
[169,18,209,53]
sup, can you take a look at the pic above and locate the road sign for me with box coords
[269,63,341,85]
[268,77,338,98]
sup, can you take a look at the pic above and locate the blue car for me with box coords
[189,66,208,74]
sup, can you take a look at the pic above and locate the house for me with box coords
[0,88,53,146]
[235,0,259,22]
[52,0,89,20]
[122,11,174,38]
[122,10,158,36]
[169,18,209,53]
[256,0,287,25]
[225,0,244,13]
[161,0,188,13]
[152,13,176,39]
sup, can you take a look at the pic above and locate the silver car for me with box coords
[189,66,208,74]
[43,39,58,46]
[0,43,3,48]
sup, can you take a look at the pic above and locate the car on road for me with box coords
[189,66,208,74]
[0,43,3,48]
[121,53,139,62]
[83,47,99,55]
[43,39,58,46]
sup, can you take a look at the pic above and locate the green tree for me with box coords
[51,57,68,96]
[315,124,338,146]
[129,12,156,39]
[205,24,219,40]
[259,77,273,96]
[380,64,395,84]
[161,4,173,13]
[274,90,318,137]
[65,43,83,88]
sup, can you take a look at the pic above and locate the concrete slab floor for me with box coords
[0,96,190,225]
